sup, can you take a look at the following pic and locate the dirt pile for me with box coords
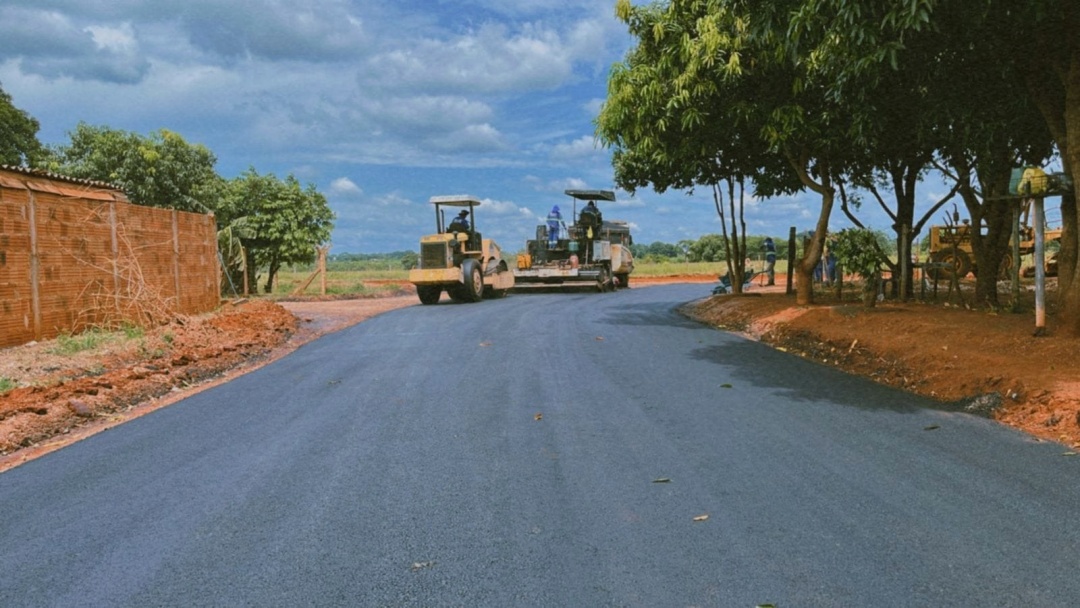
[685,289,1080,449]
[0,299,297,459]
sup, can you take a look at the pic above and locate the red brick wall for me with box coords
[0,169,219,348]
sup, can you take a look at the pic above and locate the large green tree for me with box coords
[50,123,222,213]
[218,169,335,294]
[600,0,871,304]
[785,0,1078,322]
[0,83,45,167]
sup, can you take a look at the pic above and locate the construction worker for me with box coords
[763,237,777,285]
[578,200,602,262]
[448,209,470,233]
[546,205,565,249]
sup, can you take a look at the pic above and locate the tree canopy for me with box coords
[49,123,223,213]
[0,83,45,167]
[218,169,335,294]
[599,0,1080,322]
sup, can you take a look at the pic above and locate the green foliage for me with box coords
[219,169,335,293]
[400,251,419,270]
[0,83,45,166]
[121,323,144,340]
[0,377,15,394]
[50,123,222,213]
[830,228,886,280]
[689,234,728,263]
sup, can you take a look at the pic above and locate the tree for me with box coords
[785,0,1078,321]
[0,83,45,167]
[219,169,335,294]
[689,234,727,263]
[599,0,869,304]
[51,123,222,213]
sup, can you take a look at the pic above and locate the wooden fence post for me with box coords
[319,246,328,295]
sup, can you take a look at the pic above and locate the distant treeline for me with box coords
[327,230,899,269]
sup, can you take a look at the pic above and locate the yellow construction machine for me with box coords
[926,216,1061,280]
[408,195,515,305]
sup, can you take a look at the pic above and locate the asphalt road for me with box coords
[2,284,1079,607]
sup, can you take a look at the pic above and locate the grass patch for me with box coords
[0,377,15,394]
[47,324,152,357]
[49,328,117,355]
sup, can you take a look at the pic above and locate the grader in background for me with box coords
[926,217,1061,281]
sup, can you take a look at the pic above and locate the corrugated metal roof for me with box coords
[0,164,127,192]
[0,164,129,202]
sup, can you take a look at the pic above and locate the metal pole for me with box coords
[1034,197,1046,335]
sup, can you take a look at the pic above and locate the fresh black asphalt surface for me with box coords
[2,283,1079,606]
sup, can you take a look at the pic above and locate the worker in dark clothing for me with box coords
[448,209,470,233]
[578,201,602,262]
[763,237,777,285]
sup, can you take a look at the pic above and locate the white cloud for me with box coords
[364,22,572,95]
[550,135,600,161]
[329,177,362,196]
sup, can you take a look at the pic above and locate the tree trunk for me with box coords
[244,247,258,295]
[795,188,834,305]
[1060,48,1080,333]
[787,149,835,306]
[264,254,280,294]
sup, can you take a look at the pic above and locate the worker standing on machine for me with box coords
[578,200,602,262]
[546,205,566,249]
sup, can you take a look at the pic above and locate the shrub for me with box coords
[831,228,886,307]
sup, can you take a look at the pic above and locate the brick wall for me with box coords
[0,167,219,348]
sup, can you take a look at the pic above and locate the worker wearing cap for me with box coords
[448,209,470,233]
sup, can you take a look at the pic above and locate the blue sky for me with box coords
[1,0,963,254]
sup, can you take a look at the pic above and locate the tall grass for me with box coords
[271,269,408,297]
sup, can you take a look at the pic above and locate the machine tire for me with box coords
[616,273,630,289]
[597,264,612,293]
[929,249,971,281]
[462,258,484,302]
[417,285,441,305]
[483,262,509,299]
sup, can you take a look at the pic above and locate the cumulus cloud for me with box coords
[179,0,369,63]
[329,176,362,196]
[363,22,571,95]
[549,135,600,161]
[0,7,150,83]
